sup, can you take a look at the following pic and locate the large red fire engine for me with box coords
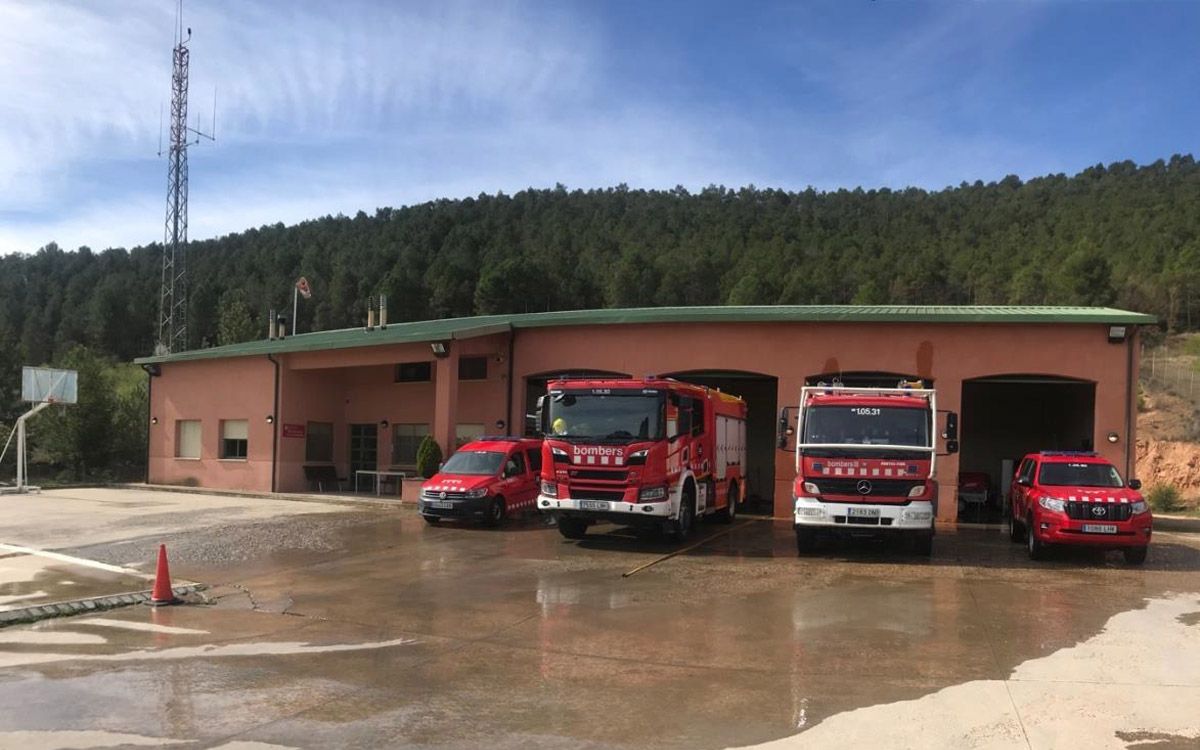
[537,377,747,541]
[783,382,956,556]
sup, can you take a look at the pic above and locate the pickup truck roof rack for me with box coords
[1037,451,1099,457]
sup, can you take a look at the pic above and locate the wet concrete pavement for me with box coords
[1,489,1198,748]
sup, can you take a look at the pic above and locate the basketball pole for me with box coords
[12,401,52,493]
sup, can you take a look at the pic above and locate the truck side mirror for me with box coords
[942,412,958,441]
[777,410,789,450]
[1129,478,1142,490]
[945,439,959,455]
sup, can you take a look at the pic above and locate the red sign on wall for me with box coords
[281,423,306,439]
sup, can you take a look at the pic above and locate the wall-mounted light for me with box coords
[1108,325,1127,343]
[266,415,275,424]
[1107,431,1119,444]
[431,341,449,357]
[380,419,390,429]
[495,419,506,430]
[151,417,158,425]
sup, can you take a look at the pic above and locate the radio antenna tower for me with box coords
[156,0,214,355]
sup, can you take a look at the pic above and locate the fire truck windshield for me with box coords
[802,406,930,449]
[547,391,665,442]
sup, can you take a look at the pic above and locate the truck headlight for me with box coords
[541,480,558,498]
[908,483,928,498]
[803,481,820,495]
[1038,496,1066,513]
[466,488,488,499]
[1130,500,1148,514]
[638,485,667,502]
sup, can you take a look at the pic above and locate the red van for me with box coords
[1009,451,1151,564]
[418,437,542,527]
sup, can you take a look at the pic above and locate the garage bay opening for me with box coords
[662,370,778,514]
[959,376,1095,523]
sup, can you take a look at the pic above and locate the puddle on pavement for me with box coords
[732,593,1200,749]
[0,554,151,611]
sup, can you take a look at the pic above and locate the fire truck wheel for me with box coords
[483,497,506,528]
[1123,546,1148,566]
[672,491,696,541]
[716,482,739,524]
[1026,515,1046,560]
[558,517,589,539]
[911,532,933,556]
[795,528,816,555]
[1008,515,1024,543]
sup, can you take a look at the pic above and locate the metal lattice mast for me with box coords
[157,2,212,355]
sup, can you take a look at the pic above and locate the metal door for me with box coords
[349,424,378,490]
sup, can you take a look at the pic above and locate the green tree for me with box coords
[217,291,261,346]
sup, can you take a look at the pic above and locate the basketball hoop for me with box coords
[0,367,79,494]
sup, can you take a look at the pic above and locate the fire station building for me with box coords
[135,305,1155,520]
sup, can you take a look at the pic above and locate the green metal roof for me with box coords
[135,305,1157,365]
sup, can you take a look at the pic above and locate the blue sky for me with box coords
[1,0,1198,254]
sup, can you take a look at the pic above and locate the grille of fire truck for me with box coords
[816,479,923,496]
[570,489,625,502]
[1064,502,1131,521]
[832,516,895,526]
[569,469,629,482]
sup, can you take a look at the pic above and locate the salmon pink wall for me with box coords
[148,357,275,490]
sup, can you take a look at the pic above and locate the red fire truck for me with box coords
[536,377,747,541]
[783,382,956,556]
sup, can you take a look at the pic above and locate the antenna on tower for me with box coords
[155,0,215,356]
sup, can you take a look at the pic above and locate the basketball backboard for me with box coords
[21,367,78,404]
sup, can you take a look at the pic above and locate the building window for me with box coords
[306,421,333,462]
[220,420,249,460]
[455,423,485,448]
[458,356,488,380]
[175,420,201,459]
[395,362,432,383]
[392,423,429,467]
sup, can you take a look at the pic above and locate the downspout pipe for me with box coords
[139,364,160,485]
[268,354,281,493]
[506,329,515,436]
[1124,328,1135,479]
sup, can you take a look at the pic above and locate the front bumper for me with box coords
[538,493,673,521]
[1033,513,1152,547]
[793,497,934,531]
[418,495,492,519]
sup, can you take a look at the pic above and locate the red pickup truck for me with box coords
[419,437,543,527]
[1008,451,1151,564]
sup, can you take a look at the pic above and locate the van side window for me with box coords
[1019,459,1036,484]
[526,448,542,473]
[673,394,692,438]
[506,452,526,478]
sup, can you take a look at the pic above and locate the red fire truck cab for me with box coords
[785,383,955,556]
[537,377,747,541]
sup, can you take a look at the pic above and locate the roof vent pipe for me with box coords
[276,314,287,339]
[366,298,376,331]
[268,308,276,340]
[379,294,388,329]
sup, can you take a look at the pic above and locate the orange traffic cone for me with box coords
[149,544,180,606]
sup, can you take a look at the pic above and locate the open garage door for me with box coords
[662,370,777,515]
[959,376,1095,522]
[523,370,630,437]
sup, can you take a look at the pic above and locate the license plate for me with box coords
[1082,523,1117,534]
[847,507,881,518]
[579,500,610,511]
[426,501,453,509]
